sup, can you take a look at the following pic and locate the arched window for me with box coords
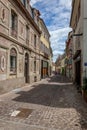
[10,48,17,73]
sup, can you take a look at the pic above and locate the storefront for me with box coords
[41,60,48,78]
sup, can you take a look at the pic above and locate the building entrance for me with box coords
[25,53,29,83]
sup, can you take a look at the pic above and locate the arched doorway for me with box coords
[24,53,29,83]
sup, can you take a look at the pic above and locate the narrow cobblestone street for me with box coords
[0,75,87,130]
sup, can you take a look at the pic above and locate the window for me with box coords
[27,0,29,4]
[10,48,17,74]
[11,10,18,38]
[26,25,29,45]
[78,3,81,22]
[40,42,43,51]
[21,0,26,7]
[1,8,5,22]
[34,34,36,48]
[34,60,36,72]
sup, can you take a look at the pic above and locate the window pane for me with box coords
[10,48,17,73]
[34,60,36,72]
[34,35,36,47]
[26,26,29,41]
[11,10,18,38]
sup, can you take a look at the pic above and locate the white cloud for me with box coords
[58,0,72,10]
[50,27,72,61]
[30,0,42,6]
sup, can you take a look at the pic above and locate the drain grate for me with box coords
[11,108,33,118]
[16,108,33,118]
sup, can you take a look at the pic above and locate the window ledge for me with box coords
[10,72,16,75]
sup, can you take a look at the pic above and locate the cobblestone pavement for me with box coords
[0,75,87,130]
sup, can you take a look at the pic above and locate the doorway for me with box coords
[75,60,81,86]
[25,53,29,83]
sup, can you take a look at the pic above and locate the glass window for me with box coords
[34,60,36,72]
[26,25,29,44]
[11,10,18,38]
[21,0,26,6]
[34,34,36,47]
[10,48,17,74]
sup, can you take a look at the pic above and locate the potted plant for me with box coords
[82,77,87,102]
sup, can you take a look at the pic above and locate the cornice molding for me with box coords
[0,32,40,55]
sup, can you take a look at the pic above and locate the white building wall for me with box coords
[82,0,87,80]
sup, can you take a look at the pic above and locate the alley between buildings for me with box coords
[0,75,87,130]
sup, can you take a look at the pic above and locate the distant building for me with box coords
[65,31,73,80]
[60,54,66,75]
[55,54,66,75]
[52,62,56,74]
[55,55,61,74]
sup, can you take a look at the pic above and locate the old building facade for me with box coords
[39,18,52,79]
[70,0,87,87]
[55,55,61,74]
[55,54,66,75]
[65,31,73,80]
[0,0,47,93]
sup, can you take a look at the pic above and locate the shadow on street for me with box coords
[13,75,87,129]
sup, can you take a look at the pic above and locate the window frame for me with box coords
[10,48,17,75]
[34,34,36,48]
[34,60,36,72]
[26,25,30,45]
[10,9,18,38]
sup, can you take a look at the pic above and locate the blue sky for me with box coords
[30,0,72,62]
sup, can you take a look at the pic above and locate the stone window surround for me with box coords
[10,48,17,75]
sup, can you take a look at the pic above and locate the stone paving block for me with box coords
[0,75,87,130]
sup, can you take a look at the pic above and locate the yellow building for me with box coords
[39,18,52,78]
[58,54,66,75]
